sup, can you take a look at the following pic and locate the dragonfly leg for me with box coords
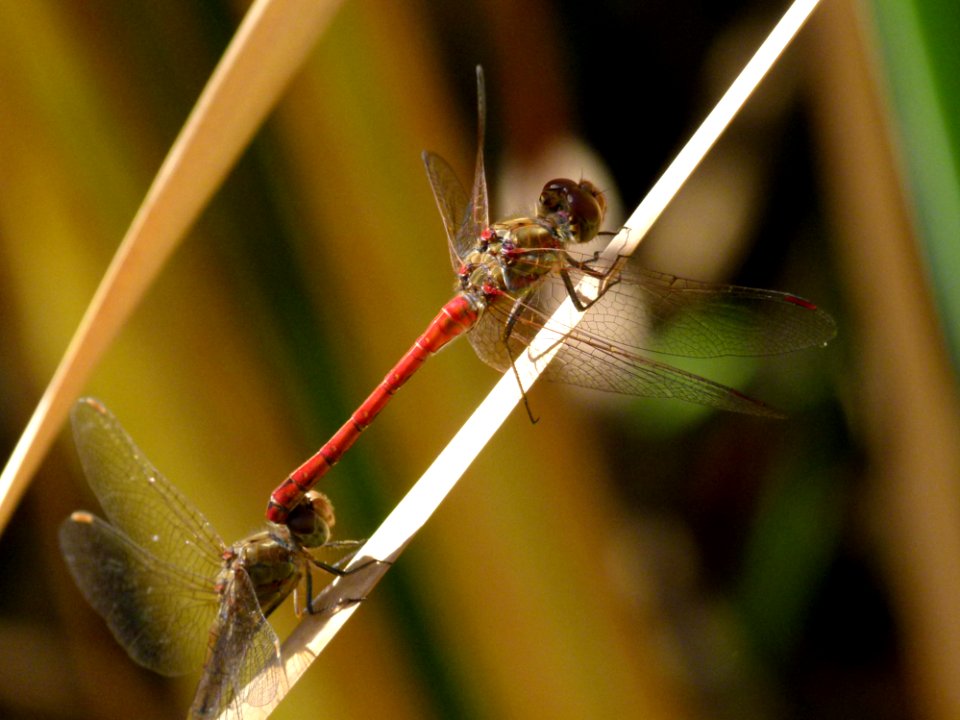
[305,557,392,615]
[596,255,629,295]
[559,266,594,311]
[559,254,626,311]
[311,555,390,578]
[562,248,602,268]
[559,229,618,273]
[502,299,540,424]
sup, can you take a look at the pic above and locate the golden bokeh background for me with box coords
[1,1,958,718]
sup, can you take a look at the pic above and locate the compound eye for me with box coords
[286,491,334,548]
[538,178,578,215]
[538,178,605,243]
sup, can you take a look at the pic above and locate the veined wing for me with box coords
[71,398,224,578]
[575,261,837,357]
[472,295,784,417]
[467,252,836,416]
[540,326,785,417]
[466,65,490,246]
[508,254,836,359]
[422,65,491,268]
[422,150,470,270]
[59,512,217,676]
[189,568,286,719]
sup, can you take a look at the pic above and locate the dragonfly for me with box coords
[60,398,358,719]
[266,66,837,524]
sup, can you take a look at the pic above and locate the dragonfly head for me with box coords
[286,491,336,548]
[537,178,606,244]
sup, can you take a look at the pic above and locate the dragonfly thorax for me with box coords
[233,491,336,614]
[229,528,303,617]
[459,218,567,299]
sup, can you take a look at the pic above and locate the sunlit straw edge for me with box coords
[0,0,344,536]
[230,0,825,716]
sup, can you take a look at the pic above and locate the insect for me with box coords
[266,67,835,524]
[60,398,358,718]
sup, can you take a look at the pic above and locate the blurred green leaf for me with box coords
[872,0,960,367]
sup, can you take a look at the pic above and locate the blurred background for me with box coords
[1,0,958,718]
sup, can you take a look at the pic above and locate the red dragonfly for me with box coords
[266,67,836,524]
[60,398,357,718]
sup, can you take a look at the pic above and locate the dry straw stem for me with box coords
[225,0,826,716]
[0,0,344,534]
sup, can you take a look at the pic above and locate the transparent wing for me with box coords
[543,331,785,417]
[464,255,835,416]
[189,569,286,719]
[467,65,490,240]
[59,512,217,676]
[422,150,470,270]
[558,257,837,357]
[421,65,491,268]
[472,300,782,417]
[70,398,224,578]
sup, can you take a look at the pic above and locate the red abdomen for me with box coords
[266,293,481,523]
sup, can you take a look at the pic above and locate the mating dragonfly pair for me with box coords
[60,68,834,718]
